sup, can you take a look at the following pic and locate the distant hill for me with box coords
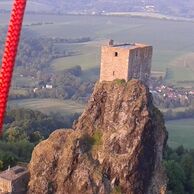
[1,0,194,18]
[34,0,194,18]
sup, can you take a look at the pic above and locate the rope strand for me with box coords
[0,0,27,133]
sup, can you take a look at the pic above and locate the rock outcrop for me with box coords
[28,80,167,194]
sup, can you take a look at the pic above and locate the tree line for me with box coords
[163,108,194,121]
[165,146,194,194]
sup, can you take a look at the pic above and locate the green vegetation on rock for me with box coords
[112,186,122,194]
[114,79,126,85]
[92,131,103,146]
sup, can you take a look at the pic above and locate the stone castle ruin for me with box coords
[100,40,153,85]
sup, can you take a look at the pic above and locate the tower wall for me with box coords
[128,46,153,85]
[0,178,12,192]
[100,46,129,82]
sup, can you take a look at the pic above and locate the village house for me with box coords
[46,84,53,89]
[0,166,29,194]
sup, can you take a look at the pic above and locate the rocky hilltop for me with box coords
[28,80,167,194]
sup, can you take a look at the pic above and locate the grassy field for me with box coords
[8,98,85,116]
[166,119,194,149]
[10,88,28,96]
[52,42,100,71]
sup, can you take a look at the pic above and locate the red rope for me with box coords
[0,0,27,133]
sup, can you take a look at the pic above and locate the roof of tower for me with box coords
[106,40,151,50]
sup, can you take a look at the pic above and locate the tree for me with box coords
[5,127,28,143]
[181,154,194,193]
[165,160,185,194]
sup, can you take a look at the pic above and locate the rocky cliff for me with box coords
[28,80,167,194]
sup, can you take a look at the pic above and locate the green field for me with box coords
[52,42,100,71]
[8,98,85,116]
[166,119,194,149]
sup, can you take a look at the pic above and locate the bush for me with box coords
[112,186,122,194]
[114,79,126,85]
[92,131,103,146]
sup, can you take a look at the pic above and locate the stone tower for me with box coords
[100,40,153,85]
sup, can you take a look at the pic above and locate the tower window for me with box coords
[113,71,115,76]
[114,52,118,57]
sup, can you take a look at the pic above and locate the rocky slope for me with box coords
[28,80,167,194]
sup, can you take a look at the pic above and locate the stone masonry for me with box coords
[100,40,153,85]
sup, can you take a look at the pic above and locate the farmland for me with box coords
[166,118,194,149]
[8,98,85,115]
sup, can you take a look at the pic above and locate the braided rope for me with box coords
[0,0,27,133]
